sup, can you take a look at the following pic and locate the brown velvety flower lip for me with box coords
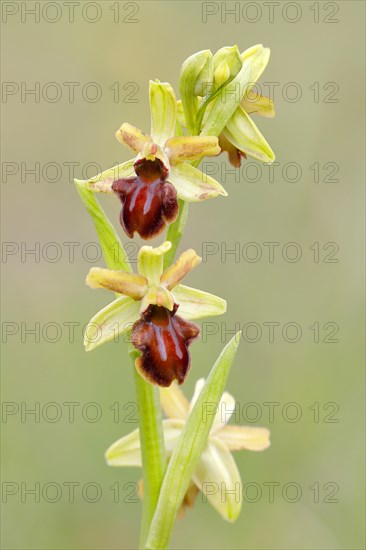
[112,158,178,239]
[131,304,200,387]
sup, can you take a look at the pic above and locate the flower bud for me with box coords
[213,45,242,84]
[214,60,231,87]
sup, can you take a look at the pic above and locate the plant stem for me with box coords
[163,199,189,269]
[131,350,166,549]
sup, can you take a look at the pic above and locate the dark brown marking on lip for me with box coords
[131,304,200,387]
[112,158,178,239]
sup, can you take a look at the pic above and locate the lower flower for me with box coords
[106,379,270,521]
[84,241,226,386]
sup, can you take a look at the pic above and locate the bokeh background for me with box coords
[1,1,365,548]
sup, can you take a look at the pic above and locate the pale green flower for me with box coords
[106,379,270,521]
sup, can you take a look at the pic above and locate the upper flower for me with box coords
[84,241,226,386]
[106,379,270,521]
[178,44,275,167]
[76,81,227,239]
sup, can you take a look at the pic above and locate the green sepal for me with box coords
[149,80,177,145]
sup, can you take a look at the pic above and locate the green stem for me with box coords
[163,199,189,269]
[132,351,166,549]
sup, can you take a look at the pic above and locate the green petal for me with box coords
[173,284,227,320]
[115,122,151,152]
[161,250,201,290]
[137,241,172,286]
[241,44,270,88]
[169,163,227,202]
[149,80,177,145]
[193,437,242,522]
[76,159,135,193]
[223,106,275,163]
[165,135,220,165]
[86,267,147,299]
[84,296,140,352]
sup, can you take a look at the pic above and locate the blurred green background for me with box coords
[1,1,365,548]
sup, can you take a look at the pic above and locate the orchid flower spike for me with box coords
[76,81,226,239]
[106,379,270,521]
[84,241,226,386]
